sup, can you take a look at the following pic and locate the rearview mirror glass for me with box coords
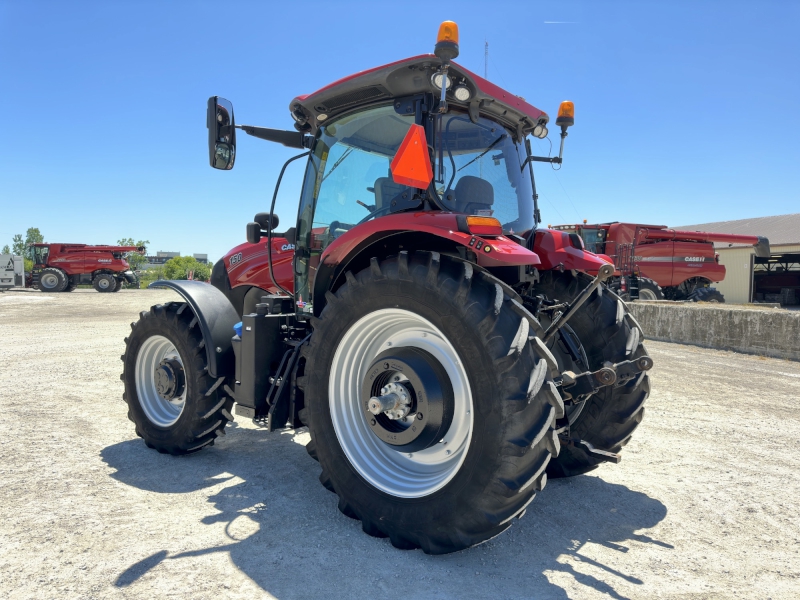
[207,96,236,170]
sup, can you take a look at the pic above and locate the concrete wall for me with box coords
[628,302,800,361]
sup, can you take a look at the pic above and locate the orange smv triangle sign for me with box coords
[390,124,433,189]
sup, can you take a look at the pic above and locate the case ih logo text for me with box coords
[684,257,704,262]
[229,252,243,266]
[281,244,295,252]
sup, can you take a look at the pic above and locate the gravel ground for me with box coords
[1,289,798,599]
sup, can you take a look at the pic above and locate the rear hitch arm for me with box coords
[542,263,615,343]
[559,437,622,464]
[559,355,654,400]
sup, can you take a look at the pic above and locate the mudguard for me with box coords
[148,280,239,378]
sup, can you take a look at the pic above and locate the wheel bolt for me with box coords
[417,413,423,420]
[370,418,376,426]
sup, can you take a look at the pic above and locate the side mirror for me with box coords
[254,213,279,231]
[207,96,236,170]
[246,222,261,244]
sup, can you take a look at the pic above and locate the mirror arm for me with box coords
[236,125,313,149]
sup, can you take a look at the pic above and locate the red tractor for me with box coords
[552,222,770,302]
[29,243,143,292]
[120,22,652,554]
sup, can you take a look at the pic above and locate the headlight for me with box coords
[431,72,452,90]
[453,85,471,101]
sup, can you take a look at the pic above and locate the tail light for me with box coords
[457,216,503,236]
[715,253,720,263]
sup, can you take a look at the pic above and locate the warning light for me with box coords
[435,21,459,61]
[556,101,574,128]
[466,216,503,236]
[390,124,433,189]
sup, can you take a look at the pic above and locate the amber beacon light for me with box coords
[435,21,460,61]
[556,101,575,129]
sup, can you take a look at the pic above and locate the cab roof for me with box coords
[290,54,548,139]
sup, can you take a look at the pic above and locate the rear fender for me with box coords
[313,212,541,315]
[533,229,613,275]
[147,280,239,378]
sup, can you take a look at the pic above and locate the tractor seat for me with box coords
[454,176,494,215]
[373,177,407,211]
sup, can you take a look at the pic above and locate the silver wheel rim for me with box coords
[638,288,658,301]
[135,335,186,427]
[40,273,58,289]
[98,277,111,289]
[329,308,473,498]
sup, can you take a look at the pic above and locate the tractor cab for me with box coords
[576,225,607,254]
[31,244,50,267]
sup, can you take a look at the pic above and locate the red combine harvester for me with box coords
[552,222,770,302]
[29,243,143,292]
[119,22,653,554]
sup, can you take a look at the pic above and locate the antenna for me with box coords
[484,41,488,79]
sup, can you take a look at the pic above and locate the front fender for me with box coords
[148,280,239,378]
[533,229,613,275]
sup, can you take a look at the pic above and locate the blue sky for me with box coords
[1,1,798,262]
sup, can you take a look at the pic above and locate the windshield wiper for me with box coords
[456,134,507,173]
[321,147,354,182]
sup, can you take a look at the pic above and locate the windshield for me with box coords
[579,228,606,254]
[433,114,535,235]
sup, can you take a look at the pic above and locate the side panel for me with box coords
[223,237,295,294]
[670,241,725,285]
[147,280,240,379]
[635,240,675,286]
[48,248,84,275]
[533,229,613,274]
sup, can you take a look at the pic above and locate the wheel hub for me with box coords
[154,358,185,402]
[361,347,454,452]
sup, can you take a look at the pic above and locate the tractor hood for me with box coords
[290,54,549,139]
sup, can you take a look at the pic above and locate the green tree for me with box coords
[25,227,44,246]
[162,256,211,281]
[11,234,25,256]
[117,237,150,271]
[1,245,9,254]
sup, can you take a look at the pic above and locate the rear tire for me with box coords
[688,286,724,303]
[39,268,67,292]
[112,278,123,292]
[93,273,116,292]
[121,302,233,454]
[301,252,561,554]
[533,272,651,478]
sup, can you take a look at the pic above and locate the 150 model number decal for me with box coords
[229,252,243,266]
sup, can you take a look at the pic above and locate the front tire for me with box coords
[636,278,664,301]
[121,302,233,454]
[39,268,67,292]
[534,272,651,478]
[301,252,562,554]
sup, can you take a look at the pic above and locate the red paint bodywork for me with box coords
[291,54,548,133]
[225,236,295,294]
[533,229,613,275]
[223,215,616,298]
[31,243,140,276]
[552,223,764,286]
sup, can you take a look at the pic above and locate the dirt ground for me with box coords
[1,289,798,600]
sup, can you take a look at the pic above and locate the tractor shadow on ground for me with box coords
[102,424,671,600]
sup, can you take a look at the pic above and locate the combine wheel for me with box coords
[64,281,77,292]
[121,302,233,454]
[535,272,651,478]
[39,268,67,292]
[301,252,560,554]
[112,278,123,292]
[688,287,724,303]
[93,273,116,292]
[636,278,664,301]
